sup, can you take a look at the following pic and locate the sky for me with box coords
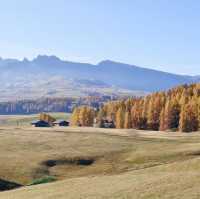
[0,0,200,75]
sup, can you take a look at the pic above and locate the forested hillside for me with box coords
[0,98,75,114]
[0,96,117,114]
[72,83,200,132]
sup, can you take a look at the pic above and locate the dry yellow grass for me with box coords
[1,127,200,198]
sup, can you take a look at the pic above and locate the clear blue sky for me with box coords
[0,0,200,75]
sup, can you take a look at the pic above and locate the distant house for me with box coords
[93,118,115,128]
[53,120,70,127]
[102,119,115,128]
[31,120,50,127]
[40,113,56,126]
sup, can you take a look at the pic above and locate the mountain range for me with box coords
[0,55,199,101]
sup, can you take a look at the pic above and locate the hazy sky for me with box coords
[0,0,200,75]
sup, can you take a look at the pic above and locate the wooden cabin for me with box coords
[93,118,115,128]
[39,113,56,126]
[53,120,70,127]
[31,113,56,127]
[31,120,50,127]
[101,119,115,128]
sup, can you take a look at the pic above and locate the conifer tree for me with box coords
[74,83,200,133]
[79,106,87,126]
[159,107,165,131]
[147,96,159,130]
[124,111,131,129]
[86,107,95,126]
[78,106,95,126]
[116,107,124,129]
[71,107,80,126]
[131,101,147,129]
[179,102,198,132]
[170,99,180,129]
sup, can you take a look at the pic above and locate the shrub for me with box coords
[29,176,56,186]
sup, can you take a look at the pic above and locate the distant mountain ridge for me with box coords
[0,55,199,101]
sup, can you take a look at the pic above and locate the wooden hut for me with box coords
[93,118,115,128]
[53,120,70,127]
[39,113,56,126]
[31,120,50,127]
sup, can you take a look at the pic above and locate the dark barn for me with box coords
[101,119,115,128]
[53,120,70,127]
[31,120,50,127]
[93,118,115,128]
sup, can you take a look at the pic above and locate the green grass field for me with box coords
[0,127,200,198]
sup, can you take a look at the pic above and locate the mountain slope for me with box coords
[0,55,198,101]
[96,60,196,91]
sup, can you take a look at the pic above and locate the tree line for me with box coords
[0,98,75,114]
[71,83,200,132]
[71,106,95,126]
[0,96,111,114]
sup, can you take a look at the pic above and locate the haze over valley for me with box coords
[0,55,199,102]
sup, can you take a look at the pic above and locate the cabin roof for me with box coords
[31,120,49,124]
[53,119,69,124]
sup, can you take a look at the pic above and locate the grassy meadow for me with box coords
[0,112,71,126]
[0,126,200,198]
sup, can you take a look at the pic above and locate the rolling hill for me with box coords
[1,127,200,199]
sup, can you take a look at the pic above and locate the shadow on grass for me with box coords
[0,179,22,191]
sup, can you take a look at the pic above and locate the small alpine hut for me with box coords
[31,120,50,127]
[101,119,115,128]
[31,113,56,127]
[53,120,70,127]
[93,118,115,128]
[39,113,56,126]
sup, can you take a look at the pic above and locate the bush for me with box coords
[29,176,56,186]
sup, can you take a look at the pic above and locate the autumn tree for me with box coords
[79,106,95,126]
[116,107,125,129]
[159,99,180,131]
[159,107,165,131]
[179,101,199,132]
[71,107,80,126]
[86,107,95,126]
[124,111,131,129]
[78,83,200,133]
[131,100,147,129]
[147,94,165,130]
